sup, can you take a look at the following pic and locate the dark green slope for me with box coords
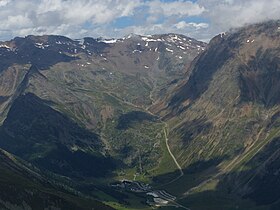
[0,93,116,178]
[0,148,114,210]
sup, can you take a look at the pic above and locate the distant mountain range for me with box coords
[0,20,279,210]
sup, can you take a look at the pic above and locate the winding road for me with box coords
[163,123,184,184]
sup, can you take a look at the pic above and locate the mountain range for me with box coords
[0,20,279,210]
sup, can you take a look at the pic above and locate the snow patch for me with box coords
[142,37,158,42]
[167,34,181,43]
[102,39,117,44]
[77,38,84,45]
[165,48,173,53]
[133,50,142,53]
[0,44,11,49]
[220,32,226,38]
[35,43,45,49]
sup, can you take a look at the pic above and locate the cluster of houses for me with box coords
[111,179,177,207]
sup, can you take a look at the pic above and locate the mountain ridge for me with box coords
[151,19,280,210]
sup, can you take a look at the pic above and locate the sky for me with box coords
[0,0,279,42]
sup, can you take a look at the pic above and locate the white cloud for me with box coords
[0,0,142,39]
[175,21,209,30]
[147,0,205,17]
[198,0,280,31]
[118,0,207,39]
[37,0,142,25]
[0,0,10,7]
[0,14,32,29]
[0,0,207,40]
[0,0,278,42]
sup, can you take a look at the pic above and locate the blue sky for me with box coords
[0,0,279,41]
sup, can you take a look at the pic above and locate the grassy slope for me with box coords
[28,62,183,210]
